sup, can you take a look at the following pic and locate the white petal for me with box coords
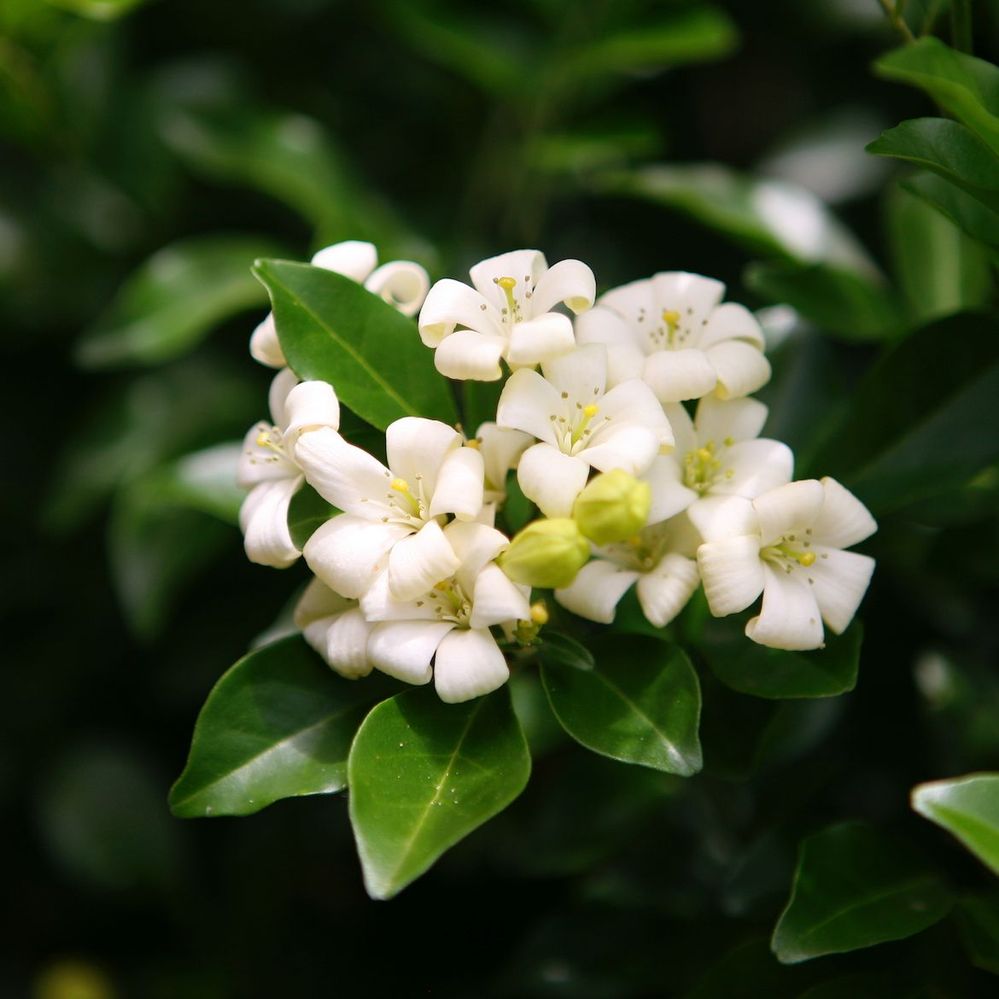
[429,446,485,521]
[239,475,303,568]
[496,368,561,445]
[517,443,590,518]
[644,455,698,525]
[530,258,596,315]
[636,553,700,627]
[579,424,661,477]
[643,348,717,403]
[238,421,297,487]
[688,495,758,542]
[294,427,392,517]
[386,417,460,497]
[368,620,453,685]
[753,480,824,546]
[268,366,300,427]
[294,577,353,628]
[469,249,546,309]
[694,395,768,444]
[388,519,461,602]
[651,272,726,322]
[250,314,286,368]
[476,423,533,493]
[808,548,875,634]
[699,302,765,350]
[419,279,502,347]
[663,402,697,457]
[714,439,794,498]
[555,559,639,624]
[310,240,377,281]
[697,535,765,616]
[745,564,823,650]
[282,380,340,441]
[541,343,607,400]
[434,330,507,381]
[360,568,438,622]
[470,563,532,628]
[364,260,430,316]
[590,378,674,451]
[444,521,510,589]
[574,307,646,385]
[813,477,877,549]
[706,340,772,399]
[305,608,373,679]
[597,276,657,326]
[506,313,575,367]
[433,628,510,703]
[304,515,411,598]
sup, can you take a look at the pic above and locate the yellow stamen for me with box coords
[256,431,270,448]
[465,438,481,450]
[496,276,517,291]
[662,308,681,344]
[530,601,549,625]
[495,275,519,315]
[799,551,816,567]
[390,478,410,493]
[583,403,599,418]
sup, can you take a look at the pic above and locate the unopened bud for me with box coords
[572,470,651,545]
[499,518,590,588]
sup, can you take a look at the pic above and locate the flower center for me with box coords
[605,523,670,573]
[427,578,473,627]
[682,438,735,493]
[761,532,817,572]
[493,274,533,324]
[382,474,430,527]
[253,425,294,466]
[549,390,606,456]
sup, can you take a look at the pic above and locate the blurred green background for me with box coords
[3,0,999,995]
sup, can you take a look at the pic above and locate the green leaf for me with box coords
[76,235,284,368]
[43,0,148,20]
[744,261,904,341]
[347,685,531,899]
[255,260,458,431]
[868,118,999,213]
[540,635,702,776]
[912,773,999,876]
[903,170,999,250]
[535,631,595,673]
[874,38,999,156]
[772,822,953,963]
[287,484,335,550]
[703,620,862,700]
[595,164,874,273]
[955,895,999,975]
[886,182,993,326]
[170,636,391,818]
[805,313,999,513]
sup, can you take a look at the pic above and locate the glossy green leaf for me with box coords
[875,38,999,155]
[76,235,283,368]
[170,636,391,818]
[703,620,862,700]
[744,261,903,341]
[772,822,953,963]
[806,313,999,512]
[912,773,999,876]
[887,182,993,326]
[287,484,335,550]
[955,895,999,975]
[348,685,531,899]
[595,164,873,273]
[903,171,999,250]
[868,118,999,213]
[255,260,458,431]
[540,635,702,776]
[535,631,595,673]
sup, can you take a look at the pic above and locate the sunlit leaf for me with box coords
[348,686,531,899]
[912,773,999,876]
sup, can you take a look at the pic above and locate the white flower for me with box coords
[496,344,673,518]
[470,422,533,507]
[360,521,531,703]
[250,240,430,368]
[575,272,771,402]
[237,369,341,568]
[555,514,701,627]
[294,578,372,679]
[693,478,877,651]
[418,248,595,381]
[295,418,485,602]
[644,396,794,525]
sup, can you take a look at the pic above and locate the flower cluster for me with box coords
[240,243,876,702]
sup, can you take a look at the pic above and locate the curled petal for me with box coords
[469,249,546,309]
[433,628,509,704]
[813,477,877,549]
[745,564,824,651]
[364,260,430,316]
[496,368,562,445]
[304,608,373,679]
[636,553,700,628]
[476,423,533,494]
[295,428,392,517]
[530,258,596,315]
[697,535,765,617]
[591,379,674,451]
[387,519,460,602]
[687,495,758,542]
[268,366,300,427]
[310,240,378,282]
[304,515,410,598]
[368,620,453,685]
[706,340,772,400]
[386,417,460,497]
[555,559,640,624]
[644,455,697,525]
[517,444,589,518]
[419,279,501,347]
[574,307,646,386]
[429,446,485,521]
[239,475,303,569]
[753,480,824,546]
[445,521,510,590]
[250,313,286,368]
[715,439,794,498]
[283,380,340,441]
[643,349,717,403]
[694,395,768,444]
[294,577,353,629]
[580,424,662,477]
[470,564,531,629]
[506,313,575,367]
[360,569,437,622]
[699,302,765,350]
[434,330,507,381]
[809,547,875,634]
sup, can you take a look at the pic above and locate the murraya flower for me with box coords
[360,521,532,703]
[295,418,485,602]
[555,513,701,627]
[470,421,533,507]
[418,248,596,381]
[575,271,771,403]
[237,369,341,568]
[644,396,793,524]
[496,344,673,518]
[693,478,876,651]
[294,578,372,679]
[250,240,430,368]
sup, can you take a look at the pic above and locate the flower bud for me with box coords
[498,518,590,588]
[572,470,651,545]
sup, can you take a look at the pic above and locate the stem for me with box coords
[878,0,916,43]
[950,0,973,52]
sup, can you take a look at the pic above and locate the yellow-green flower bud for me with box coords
[572,470,651,545]
[499,518,590,588]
